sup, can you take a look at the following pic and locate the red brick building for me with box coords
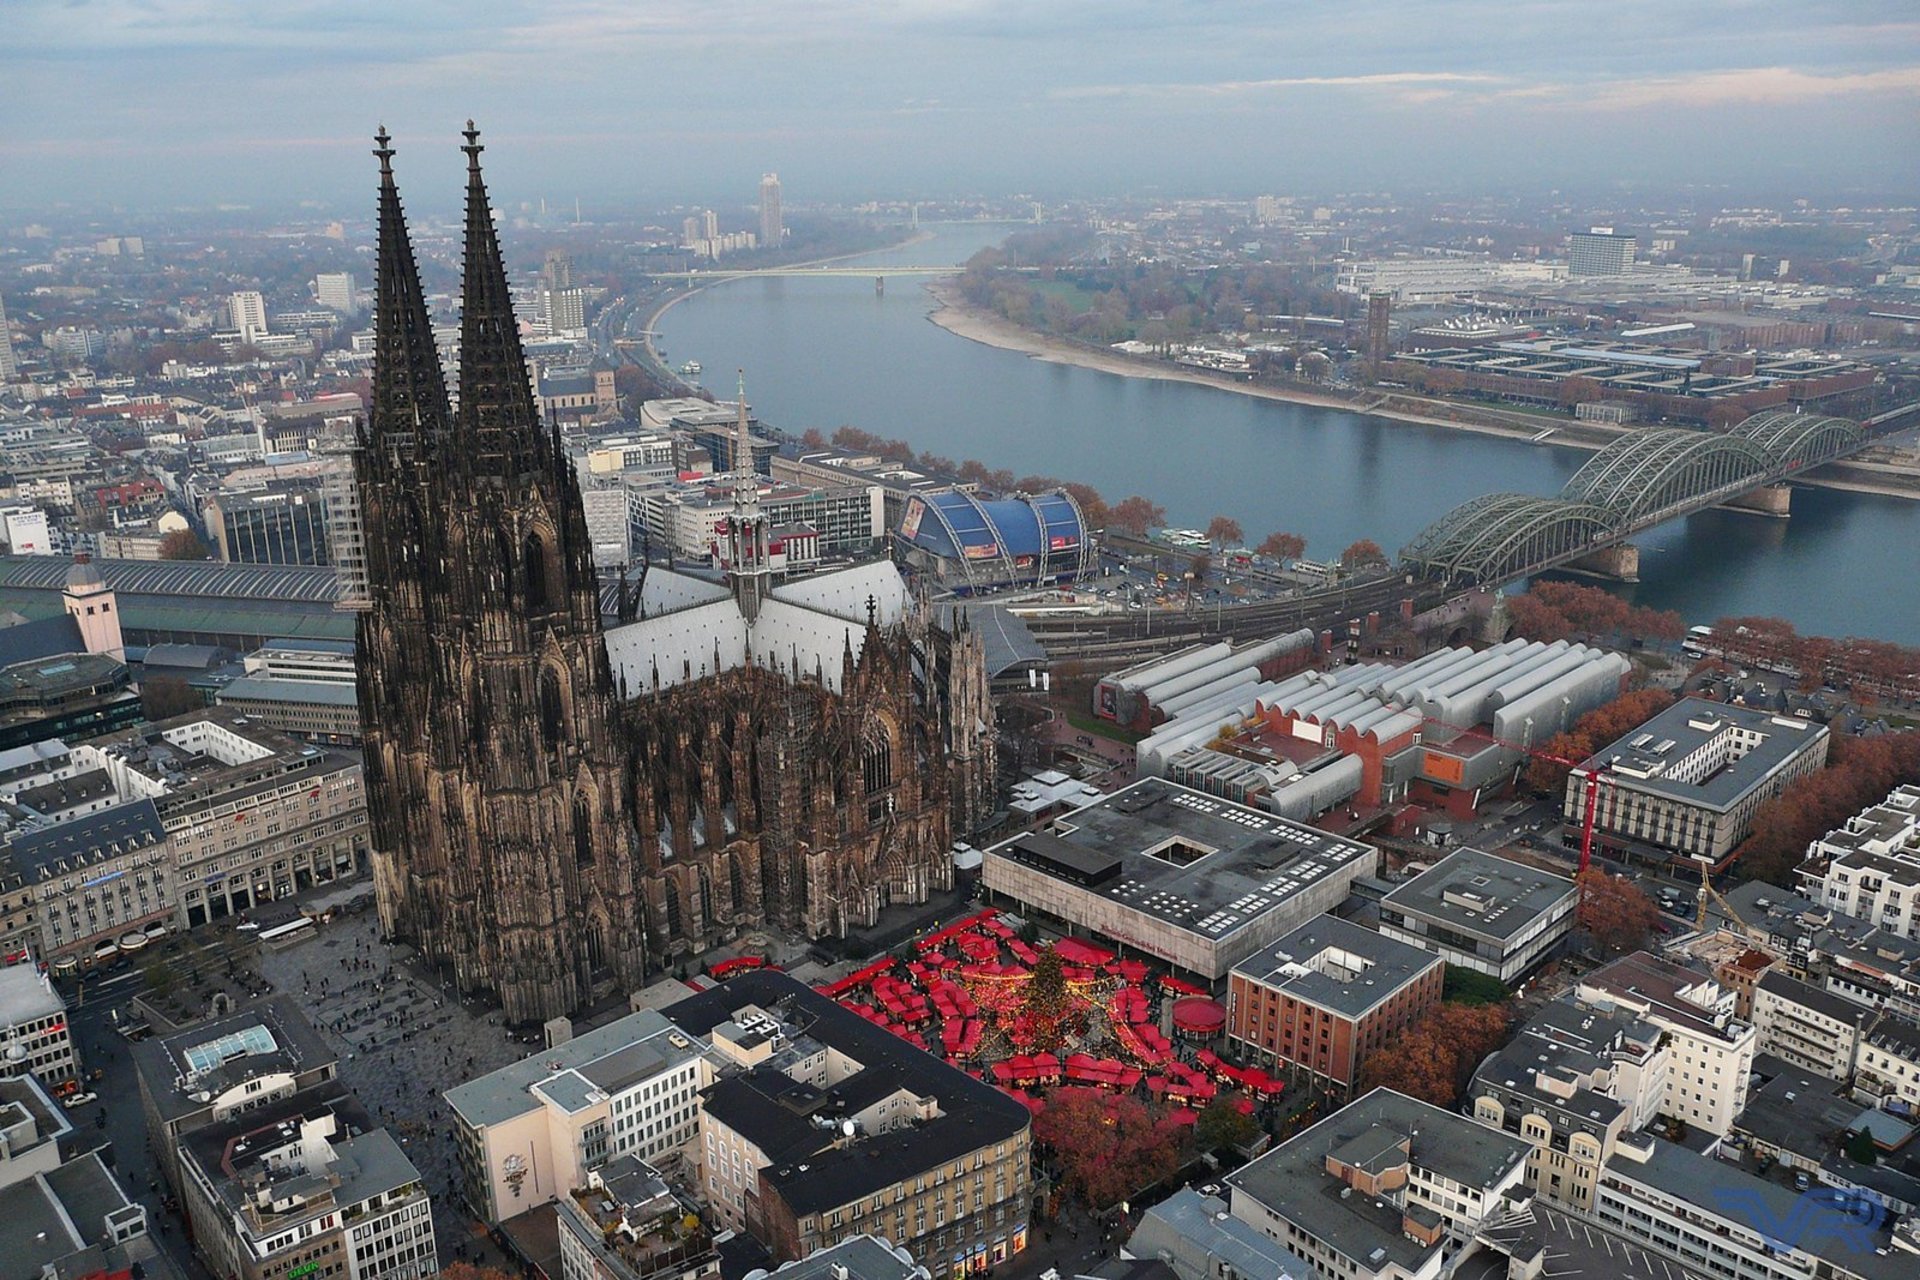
[1228,914,1444,1090]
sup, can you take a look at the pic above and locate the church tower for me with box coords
[357,125,645,1023]
[723,374,772,621]
[62,553,123,661]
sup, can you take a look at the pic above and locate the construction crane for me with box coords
[1691,854,1748,933]
[1419,716,1611,875]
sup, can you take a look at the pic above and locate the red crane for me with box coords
[1419,717,1609,874]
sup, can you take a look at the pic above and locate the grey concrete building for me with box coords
[982,778,1377,980]
[1378,848,1577,983]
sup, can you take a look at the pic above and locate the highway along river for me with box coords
[654,223,1919,640]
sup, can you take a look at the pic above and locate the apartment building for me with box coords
[1797,784,1920,941]
[445,1009,711,1223]
[1225,1088,1532,1280]
[1227,914,1443,1090]
[1470,996,1667,1211]
[1855,1017,1920,1111]
[1578,951,1757,1135]
[1594,1130,1915,1280]
[1750,970,1869,1080]
[664,972,1032,1272]
[177,1091,435,1280]
[553,1157,720,1280]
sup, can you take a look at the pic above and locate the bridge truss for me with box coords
[1400,411,1866,584]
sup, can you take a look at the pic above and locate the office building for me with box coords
[229,290,269,342]
[1470,996,1667,1211]
[760,174,783,247]
[58,706,367,927]
[1797,784,1920,941]
[132,994,342,1191]
[1224,1088,1532,1280]
[178,1089,435,1280]
[1252,195,1285,226]
[1593,1129,1915,1280]
[553,1156,720,1280]
[1577,951,1756,1135]
[1123,1187,1314,1280]
[983,778,1378,980]
[0,295,17,382]
[445,1009,710,1224]
[0,963,75,1083]
[0,1074,158,1279]
[1366,292,1391,369]
[2,507,48,556]
[664,971,1032,1268]
[315,271,357,313]
[545,284,588,335]
[1227,914,1443,1090]
[1568,228,1636,277]
[45,326,106,363]
[1378,848,1577,983]
[638,477,884,564]
[1568,698,1830,869]
[1750,969,1869,1079]
[203,479,334,566]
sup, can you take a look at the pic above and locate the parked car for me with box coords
[61,1091,97,1110]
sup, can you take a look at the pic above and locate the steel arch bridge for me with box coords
[1400,412,1868,585]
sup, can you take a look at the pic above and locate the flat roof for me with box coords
[985,778,1375,942]
[444,1009,696,1130]
[1227,1088,1527,1273]
[131,994,335,1121]
[217,674,360,706]
[1231,914,1441,1020]
[664,971,1029,1217]
[1583,697,1826,812]
[1381,848,1575,943]
[1579,952,1743,1044]
[0,962,65,1029]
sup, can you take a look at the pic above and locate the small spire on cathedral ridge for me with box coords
[462,120,483,169]
[374,125,394,176]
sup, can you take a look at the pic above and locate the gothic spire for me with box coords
[731,370,760,519]
[456,121,543,480]
[370,126,452,467]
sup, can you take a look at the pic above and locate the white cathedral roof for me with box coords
[602,560,912,696]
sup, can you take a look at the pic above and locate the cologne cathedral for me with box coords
[357,126,995,1022]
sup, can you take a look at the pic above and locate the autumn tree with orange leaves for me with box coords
[1033,1088,1186,1210]
[1577,869,1662,954]
[1522,688,1679,794]
[1357,1002,1513,1107]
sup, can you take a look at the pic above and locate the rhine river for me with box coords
[656,224,1918,641]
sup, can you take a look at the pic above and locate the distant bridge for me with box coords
[1399,409,1870,586]
[642,265,960,281]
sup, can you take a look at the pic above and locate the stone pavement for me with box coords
[258,908,531,1273]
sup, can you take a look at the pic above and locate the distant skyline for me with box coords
[7,0,1920,212]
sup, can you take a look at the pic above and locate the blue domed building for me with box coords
[895,489,1094,594]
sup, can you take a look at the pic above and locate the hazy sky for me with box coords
[7,0,1919,212]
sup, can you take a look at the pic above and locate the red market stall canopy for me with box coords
[1053,937,1116,966]
[1171,996,1227,1036]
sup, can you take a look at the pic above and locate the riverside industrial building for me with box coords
[1125,638,1630,826]
[980,777,1377,980]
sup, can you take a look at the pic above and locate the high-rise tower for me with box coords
[356,125,644,1021]
[759,173,782,247]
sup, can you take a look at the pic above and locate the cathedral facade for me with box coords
[357,127,994,1023]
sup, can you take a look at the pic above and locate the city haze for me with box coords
[7,0,1920,210]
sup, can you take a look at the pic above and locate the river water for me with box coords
[656,224,1918,641]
